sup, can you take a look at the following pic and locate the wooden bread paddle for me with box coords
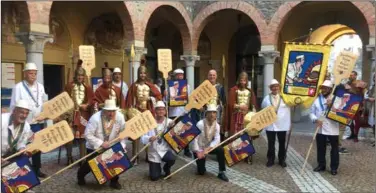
[164,106,277,180]
[4,120,74,161]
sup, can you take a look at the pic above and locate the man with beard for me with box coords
[192,104,229,182]
[10,62,48,178]
[63,60,94,165]
[310,80,340,175]
[224,72,258,164]
[141,101,175,181]
[93,65,125,112]
[126,65,162,165]
[112,67,129,102]
[1,100,33,160]
[77,99,126,189]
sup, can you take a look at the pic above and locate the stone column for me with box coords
[367,44,375,82]
[258,49,280,97]
[180,55,200,89]
[16,32,54,84]
[126,46,147,83]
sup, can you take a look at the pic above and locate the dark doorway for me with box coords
[44,64,64,100]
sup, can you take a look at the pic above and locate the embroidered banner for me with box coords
[88,142,132,185]
[163,114,201,154]
[224,133,255,167]
[168,79,188,107]
[326,85,363,125]
[1,155,40,193]
[281,42,331,107]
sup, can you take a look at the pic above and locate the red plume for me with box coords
[104,62,109,68]
[77,59,83,68]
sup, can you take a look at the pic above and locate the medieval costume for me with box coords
[125,66,162,164]
[93,67,125,112]
[192,105,228,182]
[262,79,291,168]
[310,80,339,175]
[141,101,175,181]
[63,60,94,165]
[77,100,126,190]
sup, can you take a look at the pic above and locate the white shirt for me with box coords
[192,119,220,152]
[169,84,191,117]
[365,91,375,126]
[113,81,129,101]
[10,81,46,124]
[310,94,339,136]
[1,113,32,156]
[261,94,291,131]
[141,117,173,163]
[85,111,127,150]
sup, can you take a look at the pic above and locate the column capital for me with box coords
[366,44,375,52]
[258,50,280,60]
[180,55,200,65]
[125,46,147,62]
[16,32,53,53]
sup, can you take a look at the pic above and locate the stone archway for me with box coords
[2,1,30,43]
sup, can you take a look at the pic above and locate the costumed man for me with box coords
[10,62,48,178]
[261,79,291,168]
[77,99,126,189]
[201,69,226,140]
[310,80,339,175]
[343,71,359,141]
[63,60,94,165]
[125,65,162,165]
[286,55,304,84]
[168,68,192,157]
[93,65,125,112]
[112,67,129,101]
[192,104,229,182]
[224,71,258,163]
[141,101,176,181]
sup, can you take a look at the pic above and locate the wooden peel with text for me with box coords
[4,121,74,161]
[131,80,218,161]
[164,106,277,180]
[31,92,74,124]
[79,45,96,85]
[41,110,157,183]
[300,50,358,175]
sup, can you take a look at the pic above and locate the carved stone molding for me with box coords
[125,47,147,62]
[16,32,53,53]
[180,55,200,67]
[258,50,280,64]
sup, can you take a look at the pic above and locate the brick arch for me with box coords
[192,1,268,52]
[269,1,375,45]
[139,2,193,53]
[2,2,30,33]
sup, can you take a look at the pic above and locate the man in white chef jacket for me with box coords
[10,62,48,178]
[1,100,33,160]
[112,67,129,101]
[261,79,291,168]
[141,101,176,181]
[310,80,340,175]
[192,104,229,182]
[77,99,126,189]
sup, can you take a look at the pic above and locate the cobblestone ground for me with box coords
[31,124,375,193]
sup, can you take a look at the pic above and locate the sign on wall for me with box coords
[1,63,16,88]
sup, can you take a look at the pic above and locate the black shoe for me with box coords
[331,170,338,175]
[77,176,86,186]
[279,161,287,168]
[346,135,355,140]
[184,150,192,158]
[110,181,122,190]
[266,160,274,167]
[313,166,326,172]
[217,173,229,182]
[37,170,48,178]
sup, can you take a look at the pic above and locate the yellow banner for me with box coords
[280,42,332,108]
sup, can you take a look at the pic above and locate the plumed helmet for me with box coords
[74,59,86,81]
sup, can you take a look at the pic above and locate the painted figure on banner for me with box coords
[77,99,127,190]
[223,133,255,167]
[168,79,189,106]
[125,65,162,165]
[93,63,125,112]
[62,59,94,165]
[286,55,304,84]
[9,62,48,178]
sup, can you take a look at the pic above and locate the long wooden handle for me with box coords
[300,125,320,175]
[4,149,27,161]
[164,126,247,180]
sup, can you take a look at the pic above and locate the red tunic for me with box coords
[65,82,94,138]
[93,84,126,110]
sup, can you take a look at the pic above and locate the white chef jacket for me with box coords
[10,81,46,124]
[169,84,191,117]
[141,118,173,163]
[365,91,375,126]
[85,111,127,150]
[192,119,220,152]
[1,113,32,156]
[261,94,291,131]
[113,81,129,101]
[310,94,339,136]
